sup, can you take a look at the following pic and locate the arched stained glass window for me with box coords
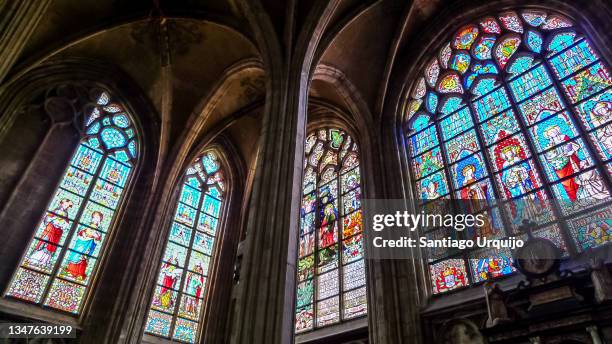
[404,10,612,294]
[295,128,367,333]
[144,151,226,343]
[4,90,139,313]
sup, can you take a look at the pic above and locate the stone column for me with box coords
[0,0,51,83]
[228,67,305,344]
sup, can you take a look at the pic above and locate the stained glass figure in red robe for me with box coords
[28,199,74,269]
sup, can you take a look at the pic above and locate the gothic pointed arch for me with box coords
[401,7,612,296]
[3,85,142,313]
[143,141,242,343]
[295,111,368,333]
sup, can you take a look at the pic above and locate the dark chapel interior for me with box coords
[0,0,611,343]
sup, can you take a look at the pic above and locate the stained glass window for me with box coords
[144,151,226,343]
[403,10,612,294]
[295,128,366,334]
[4,90,139,313]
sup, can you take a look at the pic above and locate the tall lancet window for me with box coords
[403,9,612,295]
[144,151,226,343]
[4,90,140,313]
[295,128,367,333]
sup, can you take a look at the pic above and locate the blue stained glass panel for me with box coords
[474,87,511,122]
[185,177,201,190]
[440,107,474,141]
[202,153,220,174]
[193,231,214,255]
[561,62,612,103]
[525,30,542,53]
[169,222,193,247]
[409,113,431,132]
[409,125,439,157]
[480,110,520,146]
[590,123,612,161]
[86,122,101,135]
[450,152,488,190]
[445,129,481,164]
[574,89,612,130]
[99,157,131,187]
[426,92,438,113]
[172,318,198,343]
[508,64,552,102]
[342,188,361,215]
[439,96,465,116]
[175,203,197,227]
[207,186,222,199]
[547,31,577,54]
[538,138,594,183]
[145,310,172,337]
[549,40,599,79]
[507,55,535,76]
[179,184,201,209]
[100,127,127,149]
[128,140,137,159]
[71,144,103,174]
[412,147,444,179]
[112,149,130,163]
[529,111,579,152]
[112,114,130,128]
[202,195,221,218]
[518,87,565,125]
[471,77,498,98]
[417,171,449,200]
[465,63,499,90]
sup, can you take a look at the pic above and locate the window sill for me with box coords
[295,316,368,344]
[142,333,187,344]
[0,298,81,328]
